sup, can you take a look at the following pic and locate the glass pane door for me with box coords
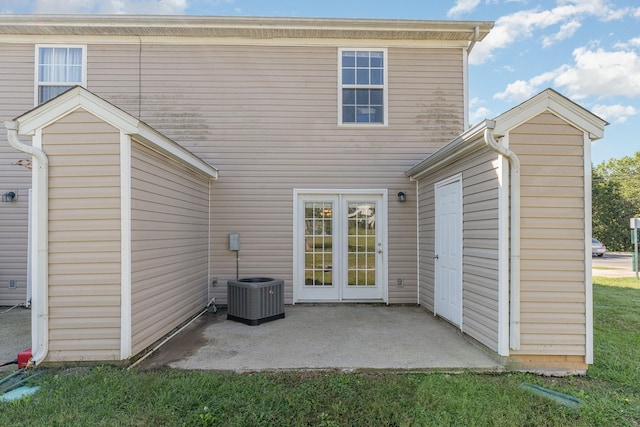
[304,201,334,287]
[296,195,340,301]
[342,196,383,300]
[347,202,376,287]
[295,192,386,302]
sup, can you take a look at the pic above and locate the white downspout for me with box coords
[463,27,479,130]
[484,124,521,350]
[5,120,49,365]
[415,179,420,306]
[467,26,480,55]
[26,189,33,308]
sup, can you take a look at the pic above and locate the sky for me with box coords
[1,0,639,165]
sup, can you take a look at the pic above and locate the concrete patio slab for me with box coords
[140,305,503,372]
[0,306,30,373]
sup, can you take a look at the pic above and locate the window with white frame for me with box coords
[36,45,86,105]
[339,49,387,125]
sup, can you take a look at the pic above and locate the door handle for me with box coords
[434,255,439,260]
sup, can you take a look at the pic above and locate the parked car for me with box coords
[592,238,606,257]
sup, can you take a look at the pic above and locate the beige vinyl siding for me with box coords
[130,141,210,355]
[0,43,37,306]
[509,112,586,356]
[91,44,464,305]
[417,144,501,351]
[1,41,467,306]
[87,44,142,116]
[45,108,121,362]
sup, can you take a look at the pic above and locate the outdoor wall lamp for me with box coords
[2,191,16,202]
[397,191,406,203]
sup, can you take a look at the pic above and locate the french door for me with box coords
[294,191,387,302]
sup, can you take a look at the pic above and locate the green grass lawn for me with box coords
[1,277,639,426]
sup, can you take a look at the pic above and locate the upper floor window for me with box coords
[339,48,387,126]
[36,45,86,105]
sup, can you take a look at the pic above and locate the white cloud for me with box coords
[32,0,188,14]
[494,45,640,102]
[615,37,640,50]
[184,0,236,14]
[529,70,558,87]
[33,0,90,13]
[542,20,581,47]
[469,97,483,109]
[493,70,556,101]
[602,5,639,21]
[494,80,538,101]
[470,106,492,124]
[591,104,638,124]
[447,0,481,17]
[470,0,630,65]
[469,97,492,124]
[555,47,640,98]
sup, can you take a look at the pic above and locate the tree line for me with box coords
[592,151,640,252]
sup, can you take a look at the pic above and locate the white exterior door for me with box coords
[341,195,384,300]
[294,191,387,302]
[434,176,463,327]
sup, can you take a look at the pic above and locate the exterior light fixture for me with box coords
[397,191,406,203]
[2,191,16,202]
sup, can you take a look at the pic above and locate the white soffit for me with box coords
[0,14,493,43]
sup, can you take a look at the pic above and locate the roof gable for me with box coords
[15,86,137,136]
[406,88,607,179]
[13,86,218,179]
[492,88,608,140]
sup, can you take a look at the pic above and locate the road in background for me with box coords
[592,252,637,278]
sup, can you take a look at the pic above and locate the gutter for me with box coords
[0,15,493,42]
[5,120,49,366]
[484,122,521,350]
[405,121,487,180]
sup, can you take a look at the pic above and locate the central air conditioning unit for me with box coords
[227,277,285,325]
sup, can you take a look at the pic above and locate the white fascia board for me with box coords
[0,15,493,42]
[405,120,489,180]
[16,86,218,180]
[133,125,218,179]
[492,89,607,140]
[16,86,138,136]
[0,34,474,50]
[407,89,607,183]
